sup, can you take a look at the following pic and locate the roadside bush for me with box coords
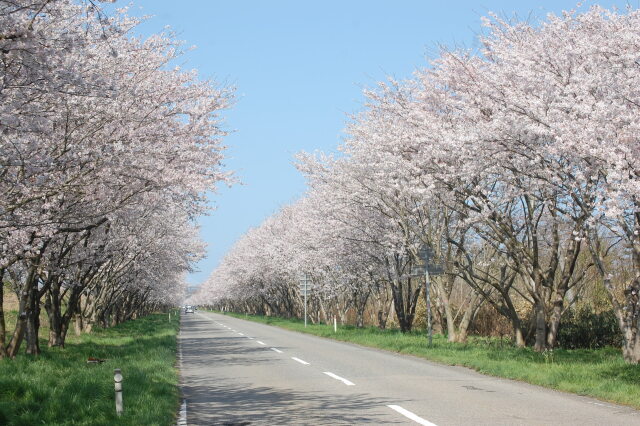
[557,306,622,349]
[469,304,512,338]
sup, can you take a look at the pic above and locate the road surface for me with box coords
[178,311,640,425]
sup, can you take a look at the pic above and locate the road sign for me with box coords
[298,273,312,327]
[427,263,444,275]
[410,263,444,277]
[410,265,426,276]
[298,277,312,296]
[417,246,434,262]
[298,286,312,296]
[413,244,444,276]
[409,247,444,347]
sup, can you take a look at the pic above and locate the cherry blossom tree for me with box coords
[198,4,639,363]
[432,5,639,357]
[0,0,232,357]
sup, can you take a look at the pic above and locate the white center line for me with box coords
[271,347,283,353]
[291,357,310,365]
[238,333,244,336]
[387,405,437,426]
[323,371,355,386]
[247,337,254,339]
[256,340,266,345]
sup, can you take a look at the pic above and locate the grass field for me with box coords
[218,311,640,409]
[0,311,180,426]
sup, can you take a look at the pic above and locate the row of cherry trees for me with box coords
[0,1,231,357]
[193,5,639,363]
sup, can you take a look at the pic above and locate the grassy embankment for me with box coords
[218,311,640,409]
[0,306,180,426]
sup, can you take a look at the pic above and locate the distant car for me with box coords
[184,305,194,314]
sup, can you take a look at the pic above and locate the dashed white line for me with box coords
[256,340,266,345]
[271,347,283,353]
[291,357,310,365]
[387,405,437,426]
[238,333,244,336]
[247,337,254,339]
[323,371,355,386]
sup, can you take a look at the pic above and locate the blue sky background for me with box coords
[113,1,634,286]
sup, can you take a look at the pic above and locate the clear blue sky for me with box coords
[115,0,632,286]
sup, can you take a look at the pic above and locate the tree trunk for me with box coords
[374,286,392,329]
[546,296,564,348]
[391,279,409,332]
[588,228,640,363]
[74,314,83,336]
[533,298,547,352]
[622,327,640,363]
[58,286,82,346]
[354,288,370,328]
[7,264,38,357]
[0,269,7,358]
[25,297,41,355]
[406,280,421,331]
[455,293,483,343]
[514,325,525,347]
[442,291,457,342]
[45,281,64,347]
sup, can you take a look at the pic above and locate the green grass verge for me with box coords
[0,312,180,426]
[217,311,640,409]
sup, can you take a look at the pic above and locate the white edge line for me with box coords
[323,371,355,386]
[271,347,283,353]
[387,405,437,426]
[177,326,187,425]
[291,356,310,365]
[256,340,266,345]
[177,399,187,425]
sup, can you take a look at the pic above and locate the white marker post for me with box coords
[114,368,123,416]
[333,316,337,333]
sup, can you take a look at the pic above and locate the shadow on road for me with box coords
[183,382,399,425]
[179,315,403,425]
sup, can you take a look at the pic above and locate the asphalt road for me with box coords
[179,311,640,425]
